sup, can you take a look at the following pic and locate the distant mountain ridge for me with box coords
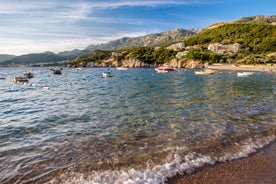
[85,28,196,51]
[0,52,67,66]
[1,15,275,66]
[0,54,16,63]
[0,28,196,66]
[208,15,276,29]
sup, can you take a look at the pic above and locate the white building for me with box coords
[167,42,185,51]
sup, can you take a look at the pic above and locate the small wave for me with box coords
[54,135,275,184]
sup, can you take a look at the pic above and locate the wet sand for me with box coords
[207,64,276,72]
[167,140,276,184]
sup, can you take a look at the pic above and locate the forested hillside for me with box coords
[0,52,67,66]
[185,24,276,54]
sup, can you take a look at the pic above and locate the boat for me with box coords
[116,67,128,70]
[23,72,34,78]
[12,76,29,82]
[48,68,62,74]
[195,69,215,75]
[101,71,113,78]
[237,71,254,77]
[155,64,176,72]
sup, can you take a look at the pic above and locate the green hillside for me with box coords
[0,54,16,63]
[72,22,276,67]
[185,23,276,54]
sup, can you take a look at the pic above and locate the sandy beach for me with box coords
[167,140,276,184]
[207,64,276,72]
[166,64,276,183]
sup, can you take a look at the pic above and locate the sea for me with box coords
[0,67,275,184]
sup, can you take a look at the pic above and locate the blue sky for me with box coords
[0,0,275,55]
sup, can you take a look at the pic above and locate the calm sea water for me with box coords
[0,67,275,183]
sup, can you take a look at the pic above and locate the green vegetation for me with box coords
[185,24,276,54]
[71,47,177,66]
[129,47,176,64]
[72,50,112,64]
[72,22,276,67]
[0,52,67,66]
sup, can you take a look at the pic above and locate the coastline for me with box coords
[207,64,276,72]
[167,140,276,184]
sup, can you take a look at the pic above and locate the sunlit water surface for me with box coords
[0,67,275,183]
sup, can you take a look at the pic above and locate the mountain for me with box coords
[57,49,90,59]
[208,15,276,29]
[0,54,16,63]
[0,28,196,66]
[2,15,275,66]
[0,52,67,66]
[72,15,276,67]
[85,28,196,51]
[234,15,276,24]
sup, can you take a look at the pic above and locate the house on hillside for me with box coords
[208,43,241,54]
[185,45,200,50]
[167,42,185,51]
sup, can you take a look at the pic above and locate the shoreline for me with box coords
[207,64,276,72]
[167,140,276,184]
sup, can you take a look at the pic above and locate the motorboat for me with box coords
[23,72,34,78]
[116,67,128,70]
[195,69,215,75]
[101,71,113,78]
[48,68,62,74]
[237,71,254,77]
[155,64,176,72]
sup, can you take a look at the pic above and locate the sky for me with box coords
[0,0,275,56]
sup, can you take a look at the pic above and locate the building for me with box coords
[208,43,241,54]
[167,42,185,51]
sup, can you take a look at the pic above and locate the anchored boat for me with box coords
[155,64,176,73]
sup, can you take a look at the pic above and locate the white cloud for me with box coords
[0,0,215,55]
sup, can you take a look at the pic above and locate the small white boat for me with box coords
[237,72,254,77]
[155,64,176,72]
[101,71,113,78]
[195,69,215,75]
[116,67,128,70]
